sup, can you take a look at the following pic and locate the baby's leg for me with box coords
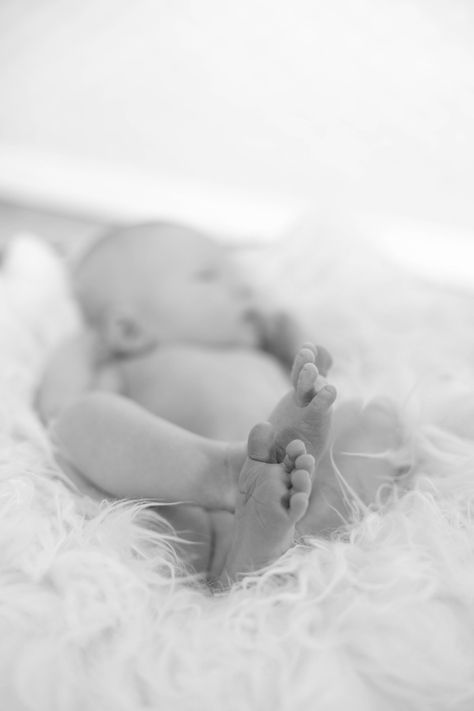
[218,423,314,583]
[52,392,246,511]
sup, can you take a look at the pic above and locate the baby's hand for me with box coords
[257,310,332,376]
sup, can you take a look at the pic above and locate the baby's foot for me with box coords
[221,422,314,582]
[269,344,337,464]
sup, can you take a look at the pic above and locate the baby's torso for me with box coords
[111,344,289,440]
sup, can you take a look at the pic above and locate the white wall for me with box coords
[0,0,473,235]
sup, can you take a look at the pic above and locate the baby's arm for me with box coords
[36,330,120,423]
[257,310,332,376]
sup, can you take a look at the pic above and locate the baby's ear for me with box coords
[103,309,156,357]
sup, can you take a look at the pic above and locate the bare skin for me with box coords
[51,393,245,511]
[53,344,337,580]
[220,425,314,583]
[42,224,404,580]
[269,343,337,461]
[54,370,403,573]
[38,223,333,439]
[53,344,335,513]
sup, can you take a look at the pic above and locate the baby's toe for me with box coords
[309,383,337,411]
[296,363,319,406]
[286,438,306,460]
[247,422,277,463]
[301,342,319,360]
[290,467,312,495]
[295,453,315,476]
[283,438,306,471]
[288,491,309,523]
[291,347,316,389]
[314,345,333,377]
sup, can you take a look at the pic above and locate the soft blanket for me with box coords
[1,227,474,711]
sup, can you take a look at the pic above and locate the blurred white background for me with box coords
[0,0,473,258]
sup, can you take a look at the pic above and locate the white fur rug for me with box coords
[2,228,474,711]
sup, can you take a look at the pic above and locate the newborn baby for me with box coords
[39,222,332,439]
[40,222,400,583]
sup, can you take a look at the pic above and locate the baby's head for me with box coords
[74,222,259,355]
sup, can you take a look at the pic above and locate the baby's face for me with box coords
[127,229,260,347]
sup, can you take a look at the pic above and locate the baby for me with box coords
[39,222,332,438]
[39,222,398,582]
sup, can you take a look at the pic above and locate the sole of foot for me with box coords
[269,343,337,462]
[221,422,315,581]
